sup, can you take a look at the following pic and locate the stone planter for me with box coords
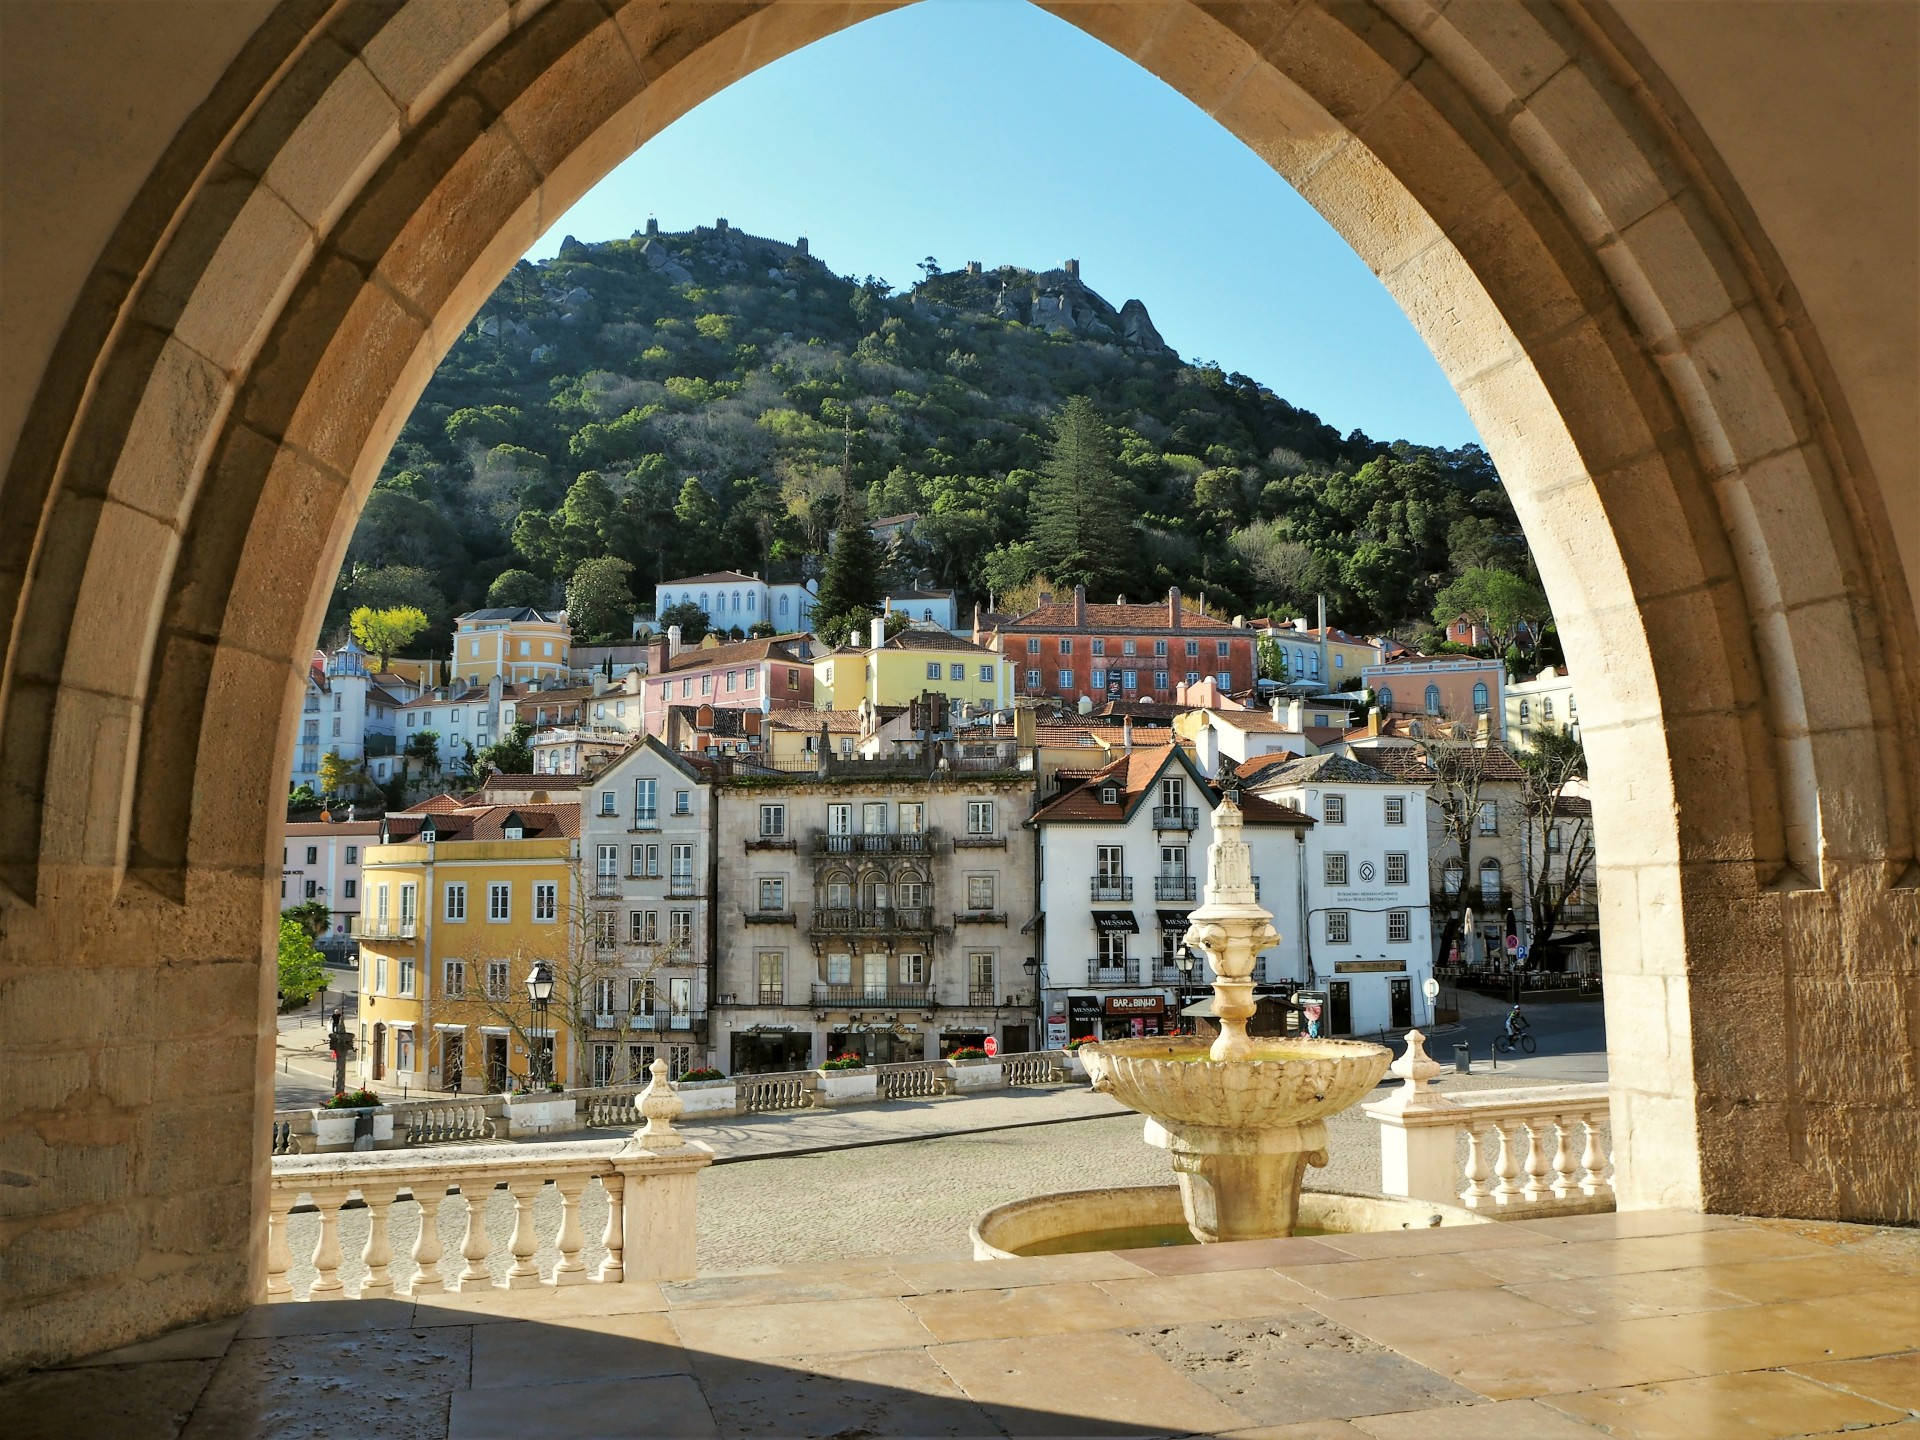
[814,1069,876,1105]
[675,1079,737,1118]
[1061,1050,1089,1079]
[310,1106,393,1152]
[503,1091,579,1137]
[946,1058,1005,1092]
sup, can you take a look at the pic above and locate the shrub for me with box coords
[949,1046,990,1061]
[818,1053,866,1072]
[322,1089,381,1110]
[682,1067,725,1082]
[1063,1035,1100,1052]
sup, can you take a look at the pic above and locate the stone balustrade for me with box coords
[874,1060,953,1099]
[1364,1031,1613,1216]
[733,1069,815,1112]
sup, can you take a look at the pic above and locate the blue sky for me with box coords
[526,0,1479,449]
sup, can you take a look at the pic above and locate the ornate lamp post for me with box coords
[1175,944,1199,1034]
[525,960,555,1087]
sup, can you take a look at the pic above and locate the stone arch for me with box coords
[2,0,1916,1372]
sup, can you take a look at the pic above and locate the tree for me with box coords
[810,489,886,644]
[1030,397,1136,595]
[1432,567,1551,662]
[1417,721,1520,967]
[276,917,328,1006]
[1520,728,1596,946]
[656,599,710,643]
[405,729,441,776]
[486,568,550,609]
[566,555,636,641]
[318,750,353,797]
[282,899,331,939]
[350,604,428,669]
[1257,636,1289,684]
[474,721,533,777]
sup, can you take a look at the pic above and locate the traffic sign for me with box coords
[1516,944,1529,962]
[1505,933,1519,953]
[983,1035,998,1057]
[1422,977,1439,1000]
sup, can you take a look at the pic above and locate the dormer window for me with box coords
[503,824,523,840]
[1100,786,1119,804]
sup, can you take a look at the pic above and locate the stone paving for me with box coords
[10,1210,1916,1438]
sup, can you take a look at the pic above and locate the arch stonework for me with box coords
[1,0,1915,1370]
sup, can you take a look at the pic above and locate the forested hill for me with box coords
[331,221,1531,647]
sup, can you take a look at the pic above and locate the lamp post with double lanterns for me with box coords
[525,959,555,1087]
[1174,944,1199,1035]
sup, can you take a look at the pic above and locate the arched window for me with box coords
[732,590,742,612]
[699,591,709,611]
[1425,684,1442,715]
[1377,686,1393,711]
[779,593,791,615]
[1479,857,1503,902]
[1542,698,1555,722]
[748,592,758,614]
[1519,699,1531,722]
[1472,682,1489,713]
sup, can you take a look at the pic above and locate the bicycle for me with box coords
[1494,1028,1537,1055]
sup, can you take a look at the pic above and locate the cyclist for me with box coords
[1504,1005,1530,1042]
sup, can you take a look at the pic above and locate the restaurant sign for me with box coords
[1333,959,1405,974]
[1104,994,1166,1016]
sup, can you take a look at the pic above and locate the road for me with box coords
[273,969,361,1106]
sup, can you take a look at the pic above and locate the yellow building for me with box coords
[452,605,571,688]
[355,800,582,1093]
[813,621,1011,712]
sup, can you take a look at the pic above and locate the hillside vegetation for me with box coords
[330,223,1537,648]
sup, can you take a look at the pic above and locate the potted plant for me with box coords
[814,1052,876,1105]
[945,1045,1004,1090]
[673,1066,737,1118]
[1060,1034,1101,1078]
[311,1088,392,1150]
[504,1081,578,1137]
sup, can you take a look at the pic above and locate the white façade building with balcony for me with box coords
[576,738,715,1083]
[1245,752,1435,1036]
[1029,745,1314,1047]
[651,571,815,635]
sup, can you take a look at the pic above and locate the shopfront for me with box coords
[1103,992,1169,1038]
[828,1023,925,1065]
[730,1027,813,1073]
[1066,994,1102,1044]
[937,1028,989,1057]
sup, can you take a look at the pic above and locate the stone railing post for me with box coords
[1361,1029,1461,1206]
[612,1136,713,1282]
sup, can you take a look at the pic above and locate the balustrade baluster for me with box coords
[600,1174,625,1283]
[503,1178,544,1288]
[1550,1114,1578,1198]
[1579,1113,1610,1196]
[307,1185,349,1298]
[552,1176,588,1285]
[1460,1124,1494,1206]
[266,1199,292,1299]
[410,1187,445,1295]
[1521,1121,1552,1202]
[456,1185,492,1290]
[359,1191,395,1298]
[1492,1122,1524,1204]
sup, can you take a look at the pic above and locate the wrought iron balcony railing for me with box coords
[1155,874,1198,902]
[1150,805,1199,831]
[808,907,933,935]
[1087,958,1141,985]
[1090,876,1133,901]
[810,983,936,1009]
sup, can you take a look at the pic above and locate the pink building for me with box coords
[1361,655,1507,740]
[636,632,814,736]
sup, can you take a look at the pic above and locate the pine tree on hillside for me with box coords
[1030,396,1135,596]
[811,489,886,644]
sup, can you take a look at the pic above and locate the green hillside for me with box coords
[330,223,1534,650]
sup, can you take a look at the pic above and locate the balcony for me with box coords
[808,830,932,856]
[742,909,797,926]
[668,877,697,898]
[953,831,1005,848]
[811,982,936,1009]
[952,910,1007,926]
[1151,805,1198,831]
[744,833,794,851]
[966,989,996,1007]
[592,876,621,898]
[1086,958,1142,985]
[1154,874,1198,902]
[1090,876,1133,901]
[808,907,933,936]
[354,917,417,940]
[630,814,660,832]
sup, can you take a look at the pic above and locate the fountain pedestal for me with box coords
[1146,1116,1329,1241]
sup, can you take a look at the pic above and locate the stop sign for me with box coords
[984,1036,998,1057]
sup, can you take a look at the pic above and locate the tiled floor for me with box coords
[7,1211,1916,1439]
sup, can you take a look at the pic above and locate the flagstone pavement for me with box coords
[8,1210,1916,1439]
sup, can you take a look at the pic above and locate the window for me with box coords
[373,955,388,993]
[1387,910,1411,943]
[1478,801,1499,835]
[1378,686,1394,711]
[1123,639,1137,656]
[758,952,784,1002]
[1096,845,1125,880]
[967,800,995,836]
[1443,862,1464,894]
[1161,844,1188,879]
[950,663,964,681]
[488,882,510,921]
[669,910,693,948]
[592,911,617,947]
[700,675,712,696]
[394,1027,414,1075]
[1216,640,1229,657]
[1098,932,1129,965]
[1542,698,1555,722]
[1153,639,1167,656]
[898,878,925,908]
[969,952,992,994]
[926,661,942,679]
[597,843,618,879]
[827,803,852,836]
[967,875,995,911]
[902,952,927,985]
[1386,852,1409,885]
[1385,796,1406,826]
[1026,669,1040,688]
[1154,671,1169,689]
[1122,670,1138,691]
[669,844,694,889]
[1186,640,1199,657]
[1326,910,1351,944]
[632,909,658,944]
[304,879,317,899]
[1159,777,1185,810]
[1185,671,1200,684]
[1548,826,1562,853]
[759,877,786,912]
[1026,638,1040,654]
[444,959,465,998]
[599,790,617,816]
[898,802,924,834]
[1324,794,1345,824]
[398,957,415,996]
[1519,699,1532,723]
[444,883,466,922]
[826,952,852,984]
[759,804,786,838]
[1216,671,1230,687]
[978,665,993,683]
[746,670,757,690]
[486,960,510,998]
[674,790,691,815]
[640,844,661,877]
[1473,682,1490,714]
[341,879,356,899]
[1058,638,1072,654]
[398,884,416,929]
[1325,852,1349,886]
[1425,684,1442,715]
[345,845,358,864]
[1090,668,1107,690]
[669,977,692,1022]
[1090,639,1105,656]
[1057,669,1073,688]
[305,845,318,865]
[630,977,654,1014]
[532,881,557,922]
[1479,858,1503,901]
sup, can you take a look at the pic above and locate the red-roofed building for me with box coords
[984,585,1258,709]
[636,632,815,736]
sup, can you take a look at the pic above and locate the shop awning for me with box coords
[1092,910,1139,934]
[1156,910,1190,931]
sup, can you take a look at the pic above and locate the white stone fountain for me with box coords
[1077,794,1393,1242]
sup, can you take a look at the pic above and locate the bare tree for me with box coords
[1521,727,1597,944]
[1405,712,1525,964]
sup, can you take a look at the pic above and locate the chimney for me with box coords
[1367,706,1382,738]
[1287,698,1305,731]
[850,629,862,651]
[1271,696,1284,723]
[644,635,668,675]
[1013,703,1037,749]
[666,624,683,659]
[1168,586,1182,629]
[1073,584,1087,628]
[1292,617,1308,633]
[1122,716,1133,753]
[869,614,885,651]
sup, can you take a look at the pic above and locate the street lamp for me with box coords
[525,960,555,1087]
[1175,945,1198,1034]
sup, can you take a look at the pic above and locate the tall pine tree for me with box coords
[810,488,886,644]
[1030,396,1135,596]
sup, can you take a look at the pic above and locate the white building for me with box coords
[651,571,815,636]
[1505,665,1580,751]
[1030,746,1313,1047]
[397,678,501,781]
[883,588,958,631]
[281,818,380,951]
[289,637,403,793]
[577,739,713,1081]
[1247,752,1435,1035]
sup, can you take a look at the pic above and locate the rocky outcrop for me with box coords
[922,262,1168,353]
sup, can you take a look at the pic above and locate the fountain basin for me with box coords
[972,1185,1487,1259]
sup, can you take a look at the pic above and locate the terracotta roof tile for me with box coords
[661,633,809,673]
[1004,600,1244,633]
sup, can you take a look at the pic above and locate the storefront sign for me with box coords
[1104,994,1166,1016]
[1067,995,1102,1033]
[1092,910,1140,934]
[1333,959,1404,974]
